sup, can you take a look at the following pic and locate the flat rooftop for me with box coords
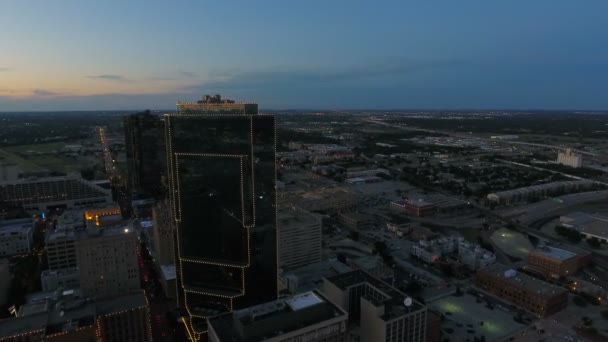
[531,245,576,261]
[0,219,32,236]
[478,264,568,299]
[0,292,146,339]
[324,270,424,320]
[208,291,346,342]
[160,264,176,281]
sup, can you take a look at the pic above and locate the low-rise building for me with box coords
[560,212,608,243]
[411,237,461,264]
[390,199,436,217]
[487,180,595,205]
[411,243,442,264]
[527,245,587,278]
[208,291,348,342]
[345,176,383,185]
[0,219,33,257]
[457,240,496,270]
[346,168,388,178]
[337,211,372,231]
[475,264,568,317]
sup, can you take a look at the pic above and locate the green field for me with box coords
[0,149,42,172]
[1,142,98,174]
[5,142,66,154]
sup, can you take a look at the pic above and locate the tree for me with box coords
[374,241,388,254]
[587,237,601,249]
[573,296,587,307]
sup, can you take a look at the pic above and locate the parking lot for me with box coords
[429,293,526,341]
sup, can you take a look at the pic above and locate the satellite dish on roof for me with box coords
[404,297,413,307]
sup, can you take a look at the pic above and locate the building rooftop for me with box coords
[0,292,146,339]
[0,175,111,206]
[0,219,32,236]
[478,264,568,299]
[391,199,434,208]
[277,206,319,225]
[208,291,346,342]
[160,264,176,281]
[75,222,134,240]
[282,259,352,293]
[561,212,608,240]
[324,270,424,320]
[349,255,383,271]
[489,180,594,199]
[531,245,576,261]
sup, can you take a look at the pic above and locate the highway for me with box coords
[364,118,604,158]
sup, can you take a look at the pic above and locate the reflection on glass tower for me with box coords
[165,95,277,338]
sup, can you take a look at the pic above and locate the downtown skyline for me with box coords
[1,0,608,111]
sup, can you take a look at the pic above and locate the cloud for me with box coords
[147,71,199,82]
[86,74,130,82]
[32,89,64,97]
[0,67,13,72]
[147,76,178,81]
[178,71,198,78]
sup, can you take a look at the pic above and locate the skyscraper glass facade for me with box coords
[164,101,277,336]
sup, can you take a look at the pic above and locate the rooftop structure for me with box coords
[177,94,257,115]
[207,291,347,342]
[0,218,33,257]
[0,292,150,341]
[280,187,357,214]
[282,259,353,294]
[322,270,428,342]
[0,175,112,211]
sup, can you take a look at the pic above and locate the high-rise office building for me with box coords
[76,223,140,300]
[124,110,166,198]
[322,270,430,342]
[165,95,278,337]
[277,206,322,271]
[207,291,348,342]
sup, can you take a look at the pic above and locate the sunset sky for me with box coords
[1,0,607,111]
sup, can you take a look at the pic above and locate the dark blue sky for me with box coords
[1,0,607,110]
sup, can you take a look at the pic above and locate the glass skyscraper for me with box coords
[165,95,278,338]
[124,110,165,198]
